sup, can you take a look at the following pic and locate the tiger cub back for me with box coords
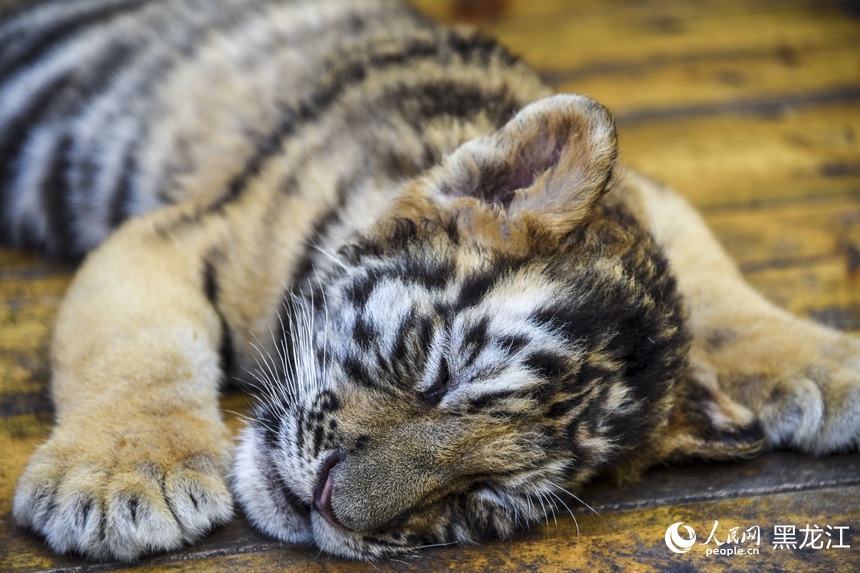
[0,0,549,259]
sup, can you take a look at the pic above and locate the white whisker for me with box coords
[548,482,602,518]
[545,488,579,540]
[308,238,348,272]
[415,540,458,550]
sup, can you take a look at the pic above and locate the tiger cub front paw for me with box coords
[734,332,860,455]
[13,414,234,561]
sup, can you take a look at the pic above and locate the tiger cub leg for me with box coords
[13,216,234,561]
[631,173,860,455]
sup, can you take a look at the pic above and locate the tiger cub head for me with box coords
[233,95,764,559]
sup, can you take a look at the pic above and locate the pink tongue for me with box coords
[320,472,334,509]
[316,471,351,531]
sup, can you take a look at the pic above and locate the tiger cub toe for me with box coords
[714,324,860,455]
[13,416,234,561]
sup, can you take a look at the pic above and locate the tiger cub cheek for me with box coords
[231,426,314,544]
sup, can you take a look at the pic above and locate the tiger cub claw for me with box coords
[735,333,860,455]
[13,421,234,561]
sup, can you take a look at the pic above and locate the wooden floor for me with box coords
[2,0,860,571]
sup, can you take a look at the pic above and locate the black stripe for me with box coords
[374,345,397,380]
[311,422,325,457]
[203,259,219,306]
[530,304,590,345]
[39,134,79,256]
[0,0,156,81]
[276,76,522,268]
[341,350,395,394]
[352,316,375,352]
[499,334,529,355]
[457,264,505,311]
[217,313,236,384]
[201,29,515,216]
[344,269,381,309]
[444,520,460,545]
[91,0,276,230]
[108,145,136,227]
[405,254,456,292]
[575,362,615,388]
[351,434,370,454]
[11,211,46,253]
[390,311,418,365]
[202,256,236,383]
[94,0,310,228]
[445,28,519,67]
[296,413,306,453]
[467,390,517,412]
[31,41,138,246]
[523,350,569,381]
[259,405,284,449]
[0,72,70,247]
[287,174,356,289]
[1,0,278,253]
[0,40,139,252]
[59,40,138,112]
[154,29,523,252]
[342,356,386,392]
[388,79,522,135]
[461,317,490,370]
[546,396,580,419]
[263,446,311,518]
[388,312,435,383]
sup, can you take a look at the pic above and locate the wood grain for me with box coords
[2,0,859,570]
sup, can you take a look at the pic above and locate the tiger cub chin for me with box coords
[5,0,859,562]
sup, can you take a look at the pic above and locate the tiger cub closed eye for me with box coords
[4,0,859,562]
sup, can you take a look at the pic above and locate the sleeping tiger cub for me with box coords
[4,0,859,562]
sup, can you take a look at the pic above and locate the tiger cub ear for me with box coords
[430,94,618,231]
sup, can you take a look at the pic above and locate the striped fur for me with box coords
[6,0,860,562]
[0,0,541,257]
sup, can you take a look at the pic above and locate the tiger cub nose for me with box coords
[313,452,351,531]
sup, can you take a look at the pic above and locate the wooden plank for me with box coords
[744,259,860,332]
[413,0,854,24]
[0,413,52,513]
[580,452,860,513]
[4,485,857,572]
[704,196,860,267]
[0,270,72,402]
[553,43,860,116]
[0,248,74,277]
[420,2,860,75]
[617,101,860,207]
[702,199,860,322]
[416,2,860,125]
[0,252,74,422]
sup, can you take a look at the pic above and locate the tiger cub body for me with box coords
[4,0,859,562]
